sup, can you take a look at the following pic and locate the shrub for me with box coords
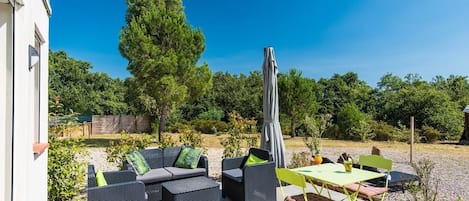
[324,124,340,139]
[167,122,190,133]
[421,125,441,143]
[245,134,259,149]
[191,119,229,134]
[157,133,177,149]
[280,114,292,136]
[150,120,159,134]
[350,119,374,142]
[196,108,225,121]
[288,152,311,168]
[105,131,152,169]
[337,103,367,140]
[157,134,177,149]
[179,127,205,152]
[221,112,260,158]
[369,120,400,141]
[48,98,87,201]
[48,134,87,201]
[395,122,417,142]
[408,158,438,201]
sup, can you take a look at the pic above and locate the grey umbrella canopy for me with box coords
[261,47,286,168]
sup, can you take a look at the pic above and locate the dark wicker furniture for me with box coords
[87,165,146,201]
[221,148,276,201]
[124,147,209,201]
[162,176,219,201]
[369,170,419,192]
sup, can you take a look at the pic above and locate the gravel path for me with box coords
[86,147,469,201]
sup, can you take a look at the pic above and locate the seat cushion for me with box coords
[174,147,191,168]
[345,183,387,197]
[222,168,243,183]
[174,147,203,169]
[164,167,206,180]
[244,153,268,167]
[126,151,151,175]
[136,168,172,184]
[95,170,108,187]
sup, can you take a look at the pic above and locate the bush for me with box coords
[150,120,159,134]
[179,127,205,152]
[350,119,374,142]
[221,112,260,158]
[421,125,441,143]
[369,120,400,141]
[408,158,438,201]
[167,122,190,133]
[48,134,87,201]
[288,152,311,168]
[280,113,292,136]
[196,108,224,121]
[323,124,340,139]
[157,133,177,149]
[48,99,87,201]
[191,119,229,134]
[105,131,153,169]
[337,103,367,140]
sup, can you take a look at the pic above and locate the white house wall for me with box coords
[1,3,13,201]
[10,0,50,200]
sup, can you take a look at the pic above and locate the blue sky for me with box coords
[50,0,469,86]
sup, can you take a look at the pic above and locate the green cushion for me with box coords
[175,147,192,168]
[244,153,268,166]
[96,170,108,187]
[175,147,203,169]
[126,151,150,175]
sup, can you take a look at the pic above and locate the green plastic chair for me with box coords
[346,155,393,201]
[276,168,308,201]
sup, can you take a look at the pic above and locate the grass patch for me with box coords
[82,133,155,148]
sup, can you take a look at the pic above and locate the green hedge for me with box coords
[191,119,229,134]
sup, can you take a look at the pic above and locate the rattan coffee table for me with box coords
[162,176,219,201]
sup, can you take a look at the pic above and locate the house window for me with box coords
[33,33,41,144]
[32,28,49,155]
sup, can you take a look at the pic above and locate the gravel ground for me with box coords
[87,147,469,201]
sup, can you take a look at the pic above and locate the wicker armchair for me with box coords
[87,165,146,201]
[221,148,276,201]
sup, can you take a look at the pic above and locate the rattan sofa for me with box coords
[124,146,209,201]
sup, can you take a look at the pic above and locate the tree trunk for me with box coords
[158,101,169,142]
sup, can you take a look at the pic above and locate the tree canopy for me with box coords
[119,0,212,137]
[49,50,127,115]
[49,47,468,141]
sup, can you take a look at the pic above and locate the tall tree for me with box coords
[316,72,373,116]
[432,75,469,109]
[119,0,212,138]
[278,69,318,137]
[49,50,128,115]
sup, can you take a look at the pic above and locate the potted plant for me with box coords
[303,114,332,165]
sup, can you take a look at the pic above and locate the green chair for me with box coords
[276,168,308,201]
[345,155,393,201]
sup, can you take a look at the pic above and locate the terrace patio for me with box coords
[88,138,454,200]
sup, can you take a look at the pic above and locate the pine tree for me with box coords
[119,0,212,139]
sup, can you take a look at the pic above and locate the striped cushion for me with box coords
[345,183,387,197]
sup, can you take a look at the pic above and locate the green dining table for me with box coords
[293,163,384,201]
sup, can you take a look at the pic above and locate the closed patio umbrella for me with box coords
[261,47,286,168]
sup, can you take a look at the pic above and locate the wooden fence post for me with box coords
[410,116,414,163]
